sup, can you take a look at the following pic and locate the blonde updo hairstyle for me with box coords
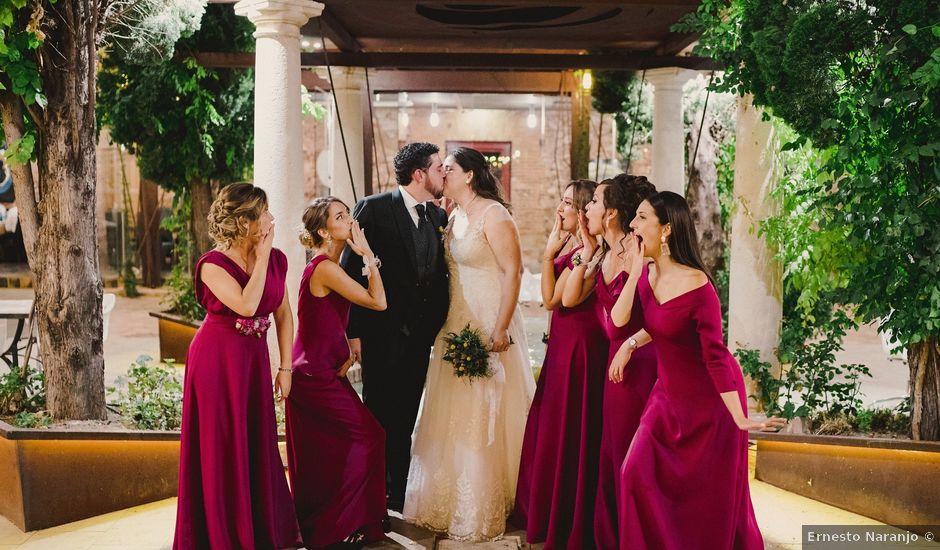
[299,196,348,249]
[207,182,269,249]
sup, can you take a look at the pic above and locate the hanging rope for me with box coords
[625,69,647,173]
[318,18,358,203]
[688,71,716,190]
[363,67,383,193]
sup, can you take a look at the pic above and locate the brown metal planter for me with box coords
[0,420,181,532]
[753,432,940,529]
[149,311,201,364]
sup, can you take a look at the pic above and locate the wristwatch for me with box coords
[627,337,638,350]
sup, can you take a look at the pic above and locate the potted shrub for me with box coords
[0,356,184,531]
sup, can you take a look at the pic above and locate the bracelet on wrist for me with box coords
[278,367,293,373]
[361,255,382,277]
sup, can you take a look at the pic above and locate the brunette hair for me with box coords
[299,196,348,248]
[646,191,714,284]
[599,174,657,259]
[565,179,596,211]
[450,147,511,212]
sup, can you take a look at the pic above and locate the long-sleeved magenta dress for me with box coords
[618,266,764,549]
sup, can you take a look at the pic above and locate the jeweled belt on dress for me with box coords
[234,316,271,337]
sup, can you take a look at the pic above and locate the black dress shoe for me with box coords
[382,515,392,533]
[386,498,404,513]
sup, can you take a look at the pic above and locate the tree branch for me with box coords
[0,90,41,270]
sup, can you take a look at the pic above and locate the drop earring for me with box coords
[660,235,671,257]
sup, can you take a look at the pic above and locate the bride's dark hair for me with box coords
[450,147,511,213]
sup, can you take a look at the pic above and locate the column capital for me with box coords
[234,0,324,38]
[645,67,698,90]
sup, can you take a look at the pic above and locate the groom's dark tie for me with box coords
[415,203,427,226]
[412,202,437,284]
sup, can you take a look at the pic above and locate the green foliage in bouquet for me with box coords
[442,324,492,381]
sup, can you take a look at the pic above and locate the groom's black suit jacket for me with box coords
[341,187,449,347]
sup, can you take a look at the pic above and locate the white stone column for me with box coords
[235,0,323,315]
[329,67,366,207]
[728,94,783,412]
[646,67,696,195]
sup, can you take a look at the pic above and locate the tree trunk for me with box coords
[137,178,163,287]
[0,2,106,420]
[190,178,214,264]
[685,114,726,276]
[909,337,940,441]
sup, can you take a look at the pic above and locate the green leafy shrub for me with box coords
[13,411,52,428]
[109,355,183,430]
[0,362,45,417]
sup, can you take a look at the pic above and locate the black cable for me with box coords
[688,71,715,191]
[318,18,358,203]
[625,69,646,173]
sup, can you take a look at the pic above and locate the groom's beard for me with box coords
[425,180,444,200]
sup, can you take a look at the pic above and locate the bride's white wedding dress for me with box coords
[403,202,536,541]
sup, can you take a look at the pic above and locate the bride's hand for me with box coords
[490,328,512,353]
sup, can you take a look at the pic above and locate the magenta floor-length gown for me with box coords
[286,255,387,548]
[512,248,608,549]
[174,249,301,550]
[593,268,658,550]
[618,267,764,550]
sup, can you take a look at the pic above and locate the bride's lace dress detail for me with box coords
[403,203,536,541]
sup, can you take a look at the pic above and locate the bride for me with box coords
[403,147,536,541]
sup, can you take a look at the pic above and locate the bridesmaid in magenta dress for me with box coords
[563,174,658,550]
[512,180,608,549]
[174,183,301,550]
[286,197,388,548]
[609,191,785,549]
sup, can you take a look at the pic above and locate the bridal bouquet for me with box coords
[442,324,492,381]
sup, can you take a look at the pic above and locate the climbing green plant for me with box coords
[678,0,940,440]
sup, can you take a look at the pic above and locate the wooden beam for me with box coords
[196,51,719,71]
[657,32,700,56]
[300,11,362,52]
[301,69,574,94]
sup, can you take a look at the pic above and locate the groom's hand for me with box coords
[349,338,362,364]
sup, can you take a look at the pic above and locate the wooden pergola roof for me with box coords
[202,1,713,93]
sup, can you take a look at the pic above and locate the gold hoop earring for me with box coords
[661,235,671,257]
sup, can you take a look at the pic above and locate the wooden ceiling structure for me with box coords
[201,1,714,94]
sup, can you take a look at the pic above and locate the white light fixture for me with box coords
[526,105,537,128]
[301,39,310,49]
[429,103,440,127]
[313,41,323,50]
[582,70,593,90]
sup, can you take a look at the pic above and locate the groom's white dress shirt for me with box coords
[399,186,427,228]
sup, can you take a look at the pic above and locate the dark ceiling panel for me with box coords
[318,1,701,54]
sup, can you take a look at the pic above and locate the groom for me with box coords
[341,142,450,512]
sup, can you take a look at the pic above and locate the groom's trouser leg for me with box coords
[360,334,431,507]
